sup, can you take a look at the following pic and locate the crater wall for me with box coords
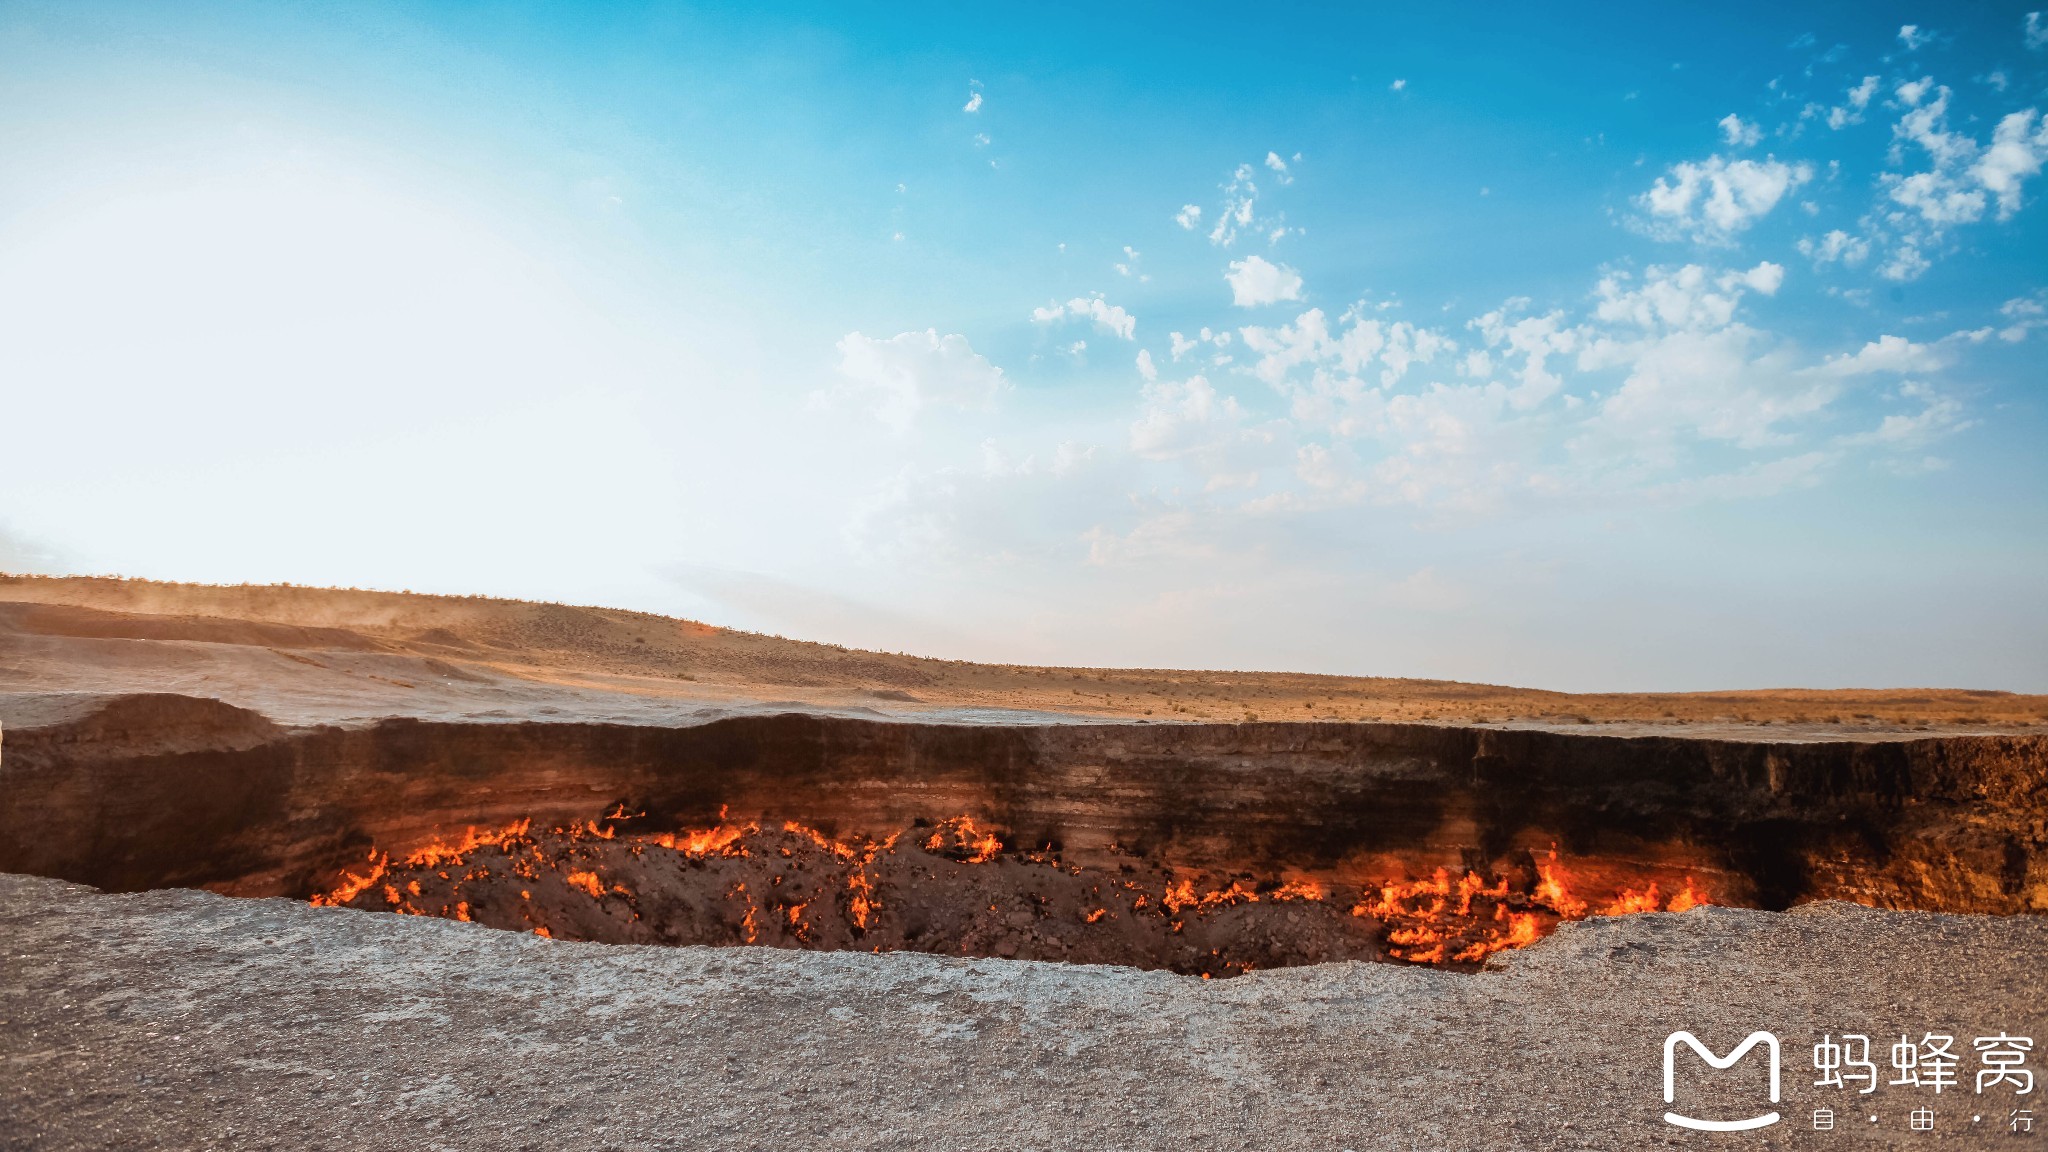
[2,693,2042,915]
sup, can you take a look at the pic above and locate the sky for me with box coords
[1,1,2045,691]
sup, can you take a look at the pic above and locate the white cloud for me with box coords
[1590,324,1831,450]
[1880,245,1931,281]
[1136,348,1158,381]
[2029,11,2048,51]
[1898,24,1930,51]
[830,330,1007,432]
[1817,334,1949,376]
[1129,375,1245,460]
[1225,255,1304,307]
[1469,303,1580,410]
[1998,290,2048,340]
[1390,78,1407,91]
[1636,155,1813,243]
[1197,160,1293,247]
[1031,295,1137,340]
[1589,261,1783,333]
[963,91,982,113]
[1798,229,1870,266]
[1975,110,2048,219]
[1837,76,1879,129]
[1210,165,1261,245]
[1862,85,2048,278]
[1838,381,1972,448]
[1175,204,1202,230]
[1240,307,1451,391]
[1719,114,1762,147]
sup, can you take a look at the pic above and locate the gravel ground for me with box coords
[2,873,2043,1151]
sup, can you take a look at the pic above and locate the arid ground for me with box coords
[3,574,2043,735]
[2,575,2044,1150]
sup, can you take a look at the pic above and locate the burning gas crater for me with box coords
[312,808,1710,975]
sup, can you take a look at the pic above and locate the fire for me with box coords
[1350,853,1713,966]
[1599,884,1663,916]
[312,805,1718,972]
[310,848,389,908]
[922,816,1003,863]
[846,866,876,930]
[1533,850,1588,919]
[1270,879,1327,902]
[1162,877,1263,913]
[784,821,859,861]
[1667,877,1704,913]
[649,823,753,857]
[407,818,534,870]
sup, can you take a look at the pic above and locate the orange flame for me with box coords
[1534,850,1588,919]
[922,816,1003,862]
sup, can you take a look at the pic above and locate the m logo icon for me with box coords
[1663,1030,1783,1132]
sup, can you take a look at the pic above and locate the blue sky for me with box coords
[2,1,2044,690]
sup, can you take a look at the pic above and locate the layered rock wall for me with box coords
[2,693,2042,913]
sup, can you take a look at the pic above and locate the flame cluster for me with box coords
[1353,851,1710,965]
[311,810,1711,969]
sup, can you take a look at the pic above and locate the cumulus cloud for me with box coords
[829,329,1007,432]
[1031,295,1137,339]
[1898,24,1930,50]
[1225,255,1304,307]
[1798,229,1870,266]
[1240,307,1451,392]
[1864,82,2048,278]
[1589,262,1783,332]
[1807,76,1879,130]
[1999,290,2048,341]
[1136,348,1158,381]
[963,91,982,113]
[1636,154,1813,244]
[1817,334,1949,375]
[1129,375,1245,460]
[1719,114,1763,147]
[1837,380,1973,449]
[1976,110,2048,219]
[1264,152,1293,184]
[1175,204,1202,229]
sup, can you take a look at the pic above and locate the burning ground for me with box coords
[311,809,1709,974]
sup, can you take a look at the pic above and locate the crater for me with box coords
[4,692,2042,976]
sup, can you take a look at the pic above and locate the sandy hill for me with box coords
[1,573,2042,735]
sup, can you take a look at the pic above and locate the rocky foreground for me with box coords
[3,874,2043,1151]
